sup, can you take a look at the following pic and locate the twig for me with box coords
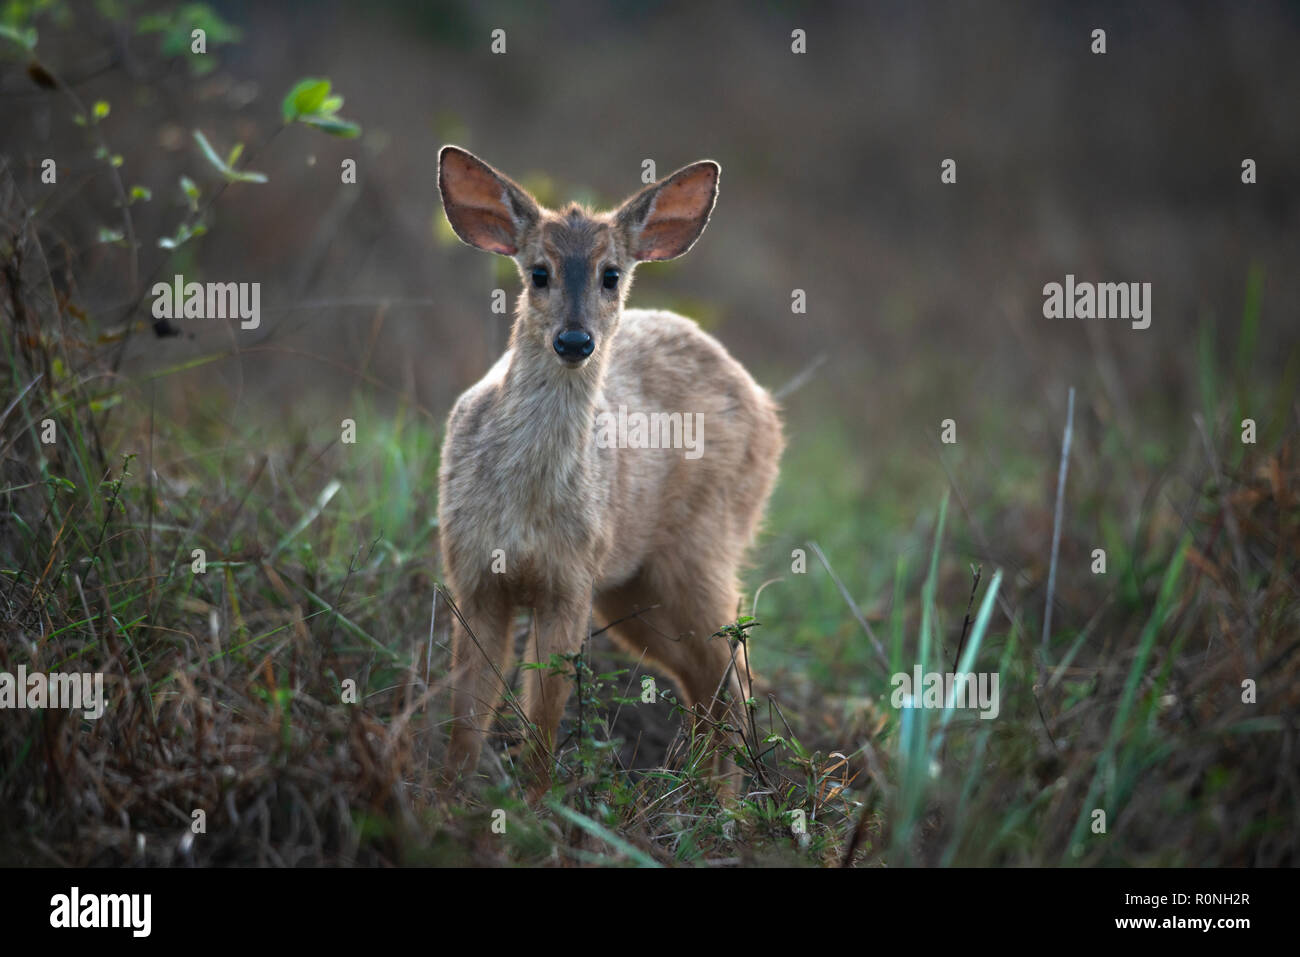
[425,587,437,688]
[926,430,1023,632]
[1041,387,1075,667]
[840,786,875,868]
[951,564,982,673]
[773,353,828,400]
[1193,413,1259,639]
[809,541,888,670]
[588,603,661,638]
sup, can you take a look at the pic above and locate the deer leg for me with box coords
[596,568,749,793]
[445,591,514,783]
[517,592,591,789]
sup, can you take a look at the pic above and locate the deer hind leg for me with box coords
[596,565,749,791]
[517,593,591,790]
[445,591,514,784]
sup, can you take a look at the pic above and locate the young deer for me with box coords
[437,146,782,788]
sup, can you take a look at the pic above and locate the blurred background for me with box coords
[7,0,1296,599]
[7,0,1297,415]
[2,0,1297,865]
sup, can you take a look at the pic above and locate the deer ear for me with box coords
[438,146,539,256]
[616,161,719,262]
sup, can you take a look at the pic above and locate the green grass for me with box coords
[5,317,1295,866]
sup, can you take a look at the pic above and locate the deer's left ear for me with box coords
[616,161,719,262]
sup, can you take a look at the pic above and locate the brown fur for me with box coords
[436,146,783,788]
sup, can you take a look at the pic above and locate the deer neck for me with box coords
[499,319,610,495]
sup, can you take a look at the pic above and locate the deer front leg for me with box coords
[518,591,591,791]
[445,591,514,784]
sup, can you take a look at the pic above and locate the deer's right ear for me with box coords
[438,146,539,256]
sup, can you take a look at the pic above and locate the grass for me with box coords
[2,265,1296,865]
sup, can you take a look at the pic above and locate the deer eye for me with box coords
[532,266,549,289]
[602,267,620,290]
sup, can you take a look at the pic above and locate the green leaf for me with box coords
[300,114,361,138]
[0,23,37,51]
[92,100,110,121]
[544,801,662,868]
[179,175,200,209]
[282,77,362,137]
[129,185,152,204]
[158,221,207,250]
[192,129,267,183]
[282,77,331,123]
[192,128,227,172]
[97,226,125,245]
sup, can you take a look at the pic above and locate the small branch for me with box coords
[951,563,982,673]
[1041,387,1075,667]
[773,353,828,400]
[809,541,889,671]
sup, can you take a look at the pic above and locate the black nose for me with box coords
[553,329,594,360]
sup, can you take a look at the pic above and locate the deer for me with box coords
[436,146,783,793]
